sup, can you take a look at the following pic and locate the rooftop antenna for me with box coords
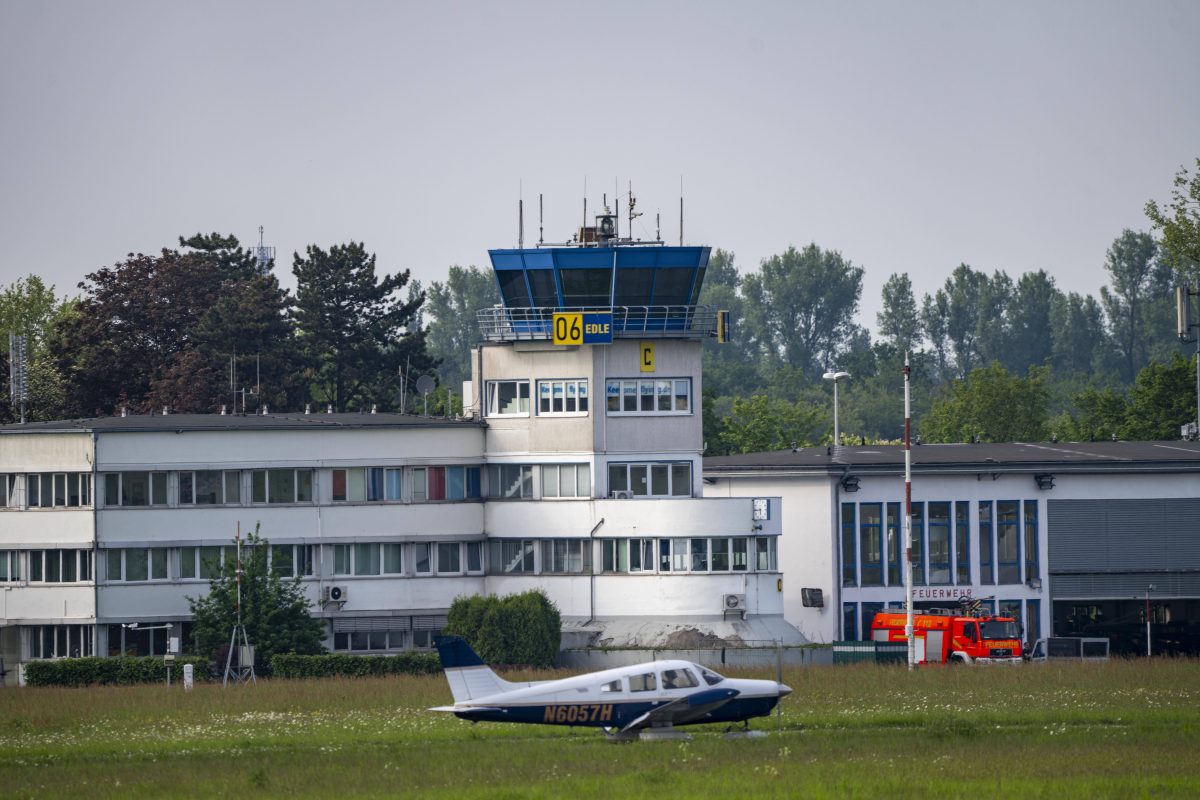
[582,177,587,241]
[222,521,257,687]
[614,178,619,240]
[518,181,524,249]
[8,334,28,424]
[415,374,436,416]
[538,193,544,244]
[628,181,642,240]
[252,226,274,275]
[679,177,684,246]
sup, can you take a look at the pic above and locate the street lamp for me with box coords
[822,370,851,449]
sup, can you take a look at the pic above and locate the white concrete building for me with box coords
[704,441,1200,655]
[0,230,798,680]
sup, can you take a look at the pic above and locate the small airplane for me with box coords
[430,635,792,741]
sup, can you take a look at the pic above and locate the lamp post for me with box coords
[1145,584,1155,658]
[822,370,851,449]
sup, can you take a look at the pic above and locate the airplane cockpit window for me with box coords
[628,672,657,692]
[661,668,700,689]
[600,679,622,693]
[698,667,725,686]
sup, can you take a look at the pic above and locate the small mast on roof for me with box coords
[529,183,670,248]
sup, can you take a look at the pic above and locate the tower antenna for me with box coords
[8,333,28,424]
[222,521,257,686]
[679,176,684,246]
[539,193,544,244]
[518,181,524,249]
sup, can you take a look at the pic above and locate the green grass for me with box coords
[2,659,1198,798]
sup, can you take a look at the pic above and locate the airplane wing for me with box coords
[620,687,740,733]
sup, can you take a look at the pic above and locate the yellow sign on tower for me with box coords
[640,341,655,372]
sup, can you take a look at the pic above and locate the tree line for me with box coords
[3,159,1198,447]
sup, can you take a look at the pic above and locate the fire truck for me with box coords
[871,603,1023,665]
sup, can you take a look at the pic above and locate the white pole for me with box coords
[1146,587,1152,658]
[833,379,840,449]
[904,354,915,670]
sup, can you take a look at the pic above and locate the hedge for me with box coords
[23,656,209,687]
[445,589,561,667]
[270,652,441,679]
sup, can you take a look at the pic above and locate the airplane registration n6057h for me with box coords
[430,636,792,741]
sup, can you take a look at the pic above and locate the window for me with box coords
[628,672,657,692]
[270,545,314,577]
[1023,500,1038,584]
[541,464,591,498]
[384,543,404,574]
[30,624,93,659]
[486,465,533,499]
[328,544,400,577]
[333,544,351,575]
[955,501,970,584]
[886,502,902,585]
[608,462,691,497]
[489,539,535,573]
[843,602,858,640]
[20,473,90,508]
[710,537,731,571]
[732,538,749,571]
[755,537,776,571]
[601,537,757,573]
[0,550,20,581]
[661,668,699,689]
[628,538,655,572]
[540,540,591,573]
[927,502,951,585]
[106,548,169,581]
[1025,598,1041,646]
[0,474,14,507]
[841,503,856,586]
[251,469,314,504]
[333,627,409,652]
[601,679,622,693]
[179,470,240,505]
[911,502,926,586]
[538,379,589,415]
[996,500,1020,584]
[26,550,91,582]
[437,542,461,573]
[605,378,691,415]
[978,501,994,585]
[466,541,482,572]
[690,538,708,571]
[102,472,167,507]
[859,503,882,586]
[332,468,394,503]
[354,543,381,576]
[486,380,530,416]
[413,466,482,502]
[414,543,432,574]
[860,602,884,642]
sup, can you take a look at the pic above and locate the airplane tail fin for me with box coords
[434,635,525,703]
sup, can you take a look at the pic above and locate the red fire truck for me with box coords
[871,606,1023,665]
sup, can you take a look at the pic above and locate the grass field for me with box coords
[2,659,1198,798]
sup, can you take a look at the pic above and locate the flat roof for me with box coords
[0,412,484,435]
[704,440,1200,475]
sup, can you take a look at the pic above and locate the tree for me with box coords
[921,362,1049,443]
[1122,353,1196,440]
[0,276,73,422]
[292,242,433,410]
[877,273,921,354]
[445,590,560,667]
[1006,270,1058,371]
[1049,386,1128,442]
[716,394,825,455]
[187,526,325,675]
[1100,229,1159,383]
[699,250,762,401]
[1050,291,1112,377]
[1145,157,1200,282]
[740,244,864,379]
[423,265,499,391]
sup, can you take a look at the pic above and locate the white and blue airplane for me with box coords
[430,636,792,740]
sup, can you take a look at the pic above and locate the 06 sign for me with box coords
[553,313,583,345]
[553,312,613,346]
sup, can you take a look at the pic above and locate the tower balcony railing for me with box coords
[476,305,718,342]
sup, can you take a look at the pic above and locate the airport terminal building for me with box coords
[704,441,1200,655]
[0,222,796,681]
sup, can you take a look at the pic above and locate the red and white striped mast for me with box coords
[904,353,915,670]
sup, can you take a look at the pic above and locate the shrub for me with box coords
[24,656,209,687]
[270,652,440,679]
[445,589,560,667]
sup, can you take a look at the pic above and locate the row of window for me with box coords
[0,550,94,583]
[485,378,692,417]
[2,462,695,509]
[597,537,777,574]
[840,500,1039,588]
[841,599,1042,645]
[0,473,91,508]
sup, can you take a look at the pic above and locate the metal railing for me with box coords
[476,305,718,342]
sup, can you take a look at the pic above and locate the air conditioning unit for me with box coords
[610,490,635,499]
[801,588,825,608]
[324,585,348,603]
[722,593,747,612]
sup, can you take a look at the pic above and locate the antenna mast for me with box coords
[222,521,257,686]
[538,193,544,244]
[903,353,915,671]
[679,177,684,246]
[8,334,28,424]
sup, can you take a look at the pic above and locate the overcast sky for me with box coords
[2,1,1197,334]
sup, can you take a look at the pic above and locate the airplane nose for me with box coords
[778,683,793,698]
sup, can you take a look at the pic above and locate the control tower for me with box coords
[467,199,797,648]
